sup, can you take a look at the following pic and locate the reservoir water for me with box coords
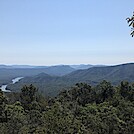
[0,77,23,92]
[12,77,23,84]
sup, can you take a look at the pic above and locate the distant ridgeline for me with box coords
[5,63,134,97]
[0,65,75,87]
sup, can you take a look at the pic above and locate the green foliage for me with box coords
[0,81,134,133]
[120,81,134,101]
[126,12,134,37]
[94,80,115,103]
[20,84,38,110]
[0,89,8,123]
[4,102,27,134]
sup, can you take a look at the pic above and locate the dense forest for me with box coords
[0,80,134,134]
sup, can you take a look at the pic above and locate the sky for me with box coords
[0,0,134,65]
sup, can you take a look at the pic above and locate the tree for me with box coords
[120,81,134,101]
[20,84,38,110]
[126,12,134,37]
[94,80,115,103]
[5,101,27,134]
[0,89,8,123]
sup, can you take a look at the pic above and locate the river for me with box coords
[0,77,23,92]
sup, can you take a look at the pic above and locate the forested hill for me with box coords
[8,63,134,96]
[0,65,75,86]
[64,63,134,84]
[0,65,75,78]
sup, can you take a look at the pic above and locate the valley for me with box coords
[0,63,133,97]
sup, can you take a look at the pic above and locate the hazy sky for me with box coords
[0,0,134,65]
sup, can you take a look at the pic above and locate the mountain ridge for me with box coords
[7,63,134,96]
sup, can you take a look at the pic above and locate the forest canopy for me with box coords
[0,81,134,134]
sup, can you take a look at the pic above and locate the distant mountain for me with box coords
[7,63,134,96]
[11,65,39,68]
[65,63,134,84]
[0,65,75,78]
[70,64,93,69]
[40,65,75,76]
[0,64,105,70]
[0,65,75,86]
[0,64,48,69]
[0,65,13,69]
[70,64,106,70]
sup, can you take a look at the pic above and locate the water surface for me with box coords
[0,77,23,92]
